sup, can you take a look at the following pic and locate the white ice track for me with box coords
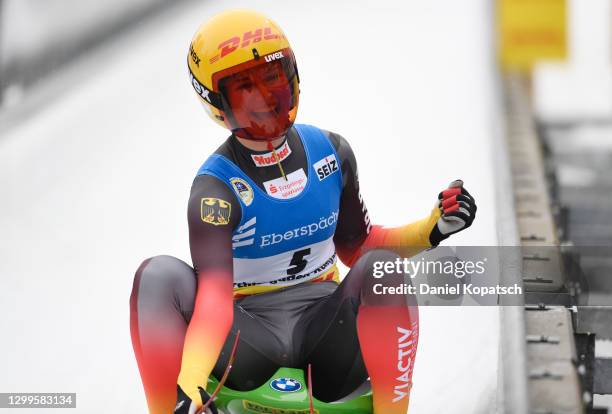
[0,1,499,413]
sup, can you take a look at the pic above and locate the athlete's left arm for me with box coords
[329,132,477,267]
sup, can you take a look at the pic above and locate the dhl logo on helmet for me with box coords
[188,26,293,123]
[209,27,282,63]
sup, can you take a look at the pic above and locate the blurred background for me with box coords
[0,0,169,107]
[0,0,610,413]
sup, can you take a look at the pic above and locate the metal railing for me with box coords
[495,72,529,414]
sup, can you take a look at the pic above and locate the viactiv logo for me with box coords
[393,324,417,402]
[270,378,302,393]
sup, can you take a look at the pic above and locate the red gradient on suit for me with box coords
[178,271,234,402]
[130,269,233,413]
[337,223,433,268]
[357,305,419,414]
[130,268,185,414]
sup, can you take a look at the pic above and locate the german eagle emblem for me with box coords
[200,198,231,225]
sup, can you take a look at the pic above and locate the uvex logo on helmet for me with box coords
[264,51,284,62]
[188,71,211,103]
[209,27,281,64]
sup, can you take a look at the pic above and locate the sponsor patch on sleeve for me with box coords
[230,177,254,206]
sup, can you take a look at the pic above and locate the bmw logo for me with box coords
[270,377,302,393]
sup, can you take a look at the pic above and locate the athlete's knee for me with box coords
[338,249,398,299]
[352,249,401,284]
[130,255,196,310]
[357,249,401,272]
[354,249,417,306]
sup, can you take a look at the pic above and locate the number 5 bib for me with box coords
[196,124,343,296]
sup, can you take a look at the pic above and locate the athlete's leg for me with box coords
[355,250,419,413]
[129,255,281,414]
[130,256,193,414]
[297,249,419,413]
[294,284,368,402]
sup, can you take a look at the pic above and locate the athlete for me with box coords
[129,9,477,414]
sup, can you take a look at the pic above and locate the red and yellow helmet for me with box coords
[188,10,300,141]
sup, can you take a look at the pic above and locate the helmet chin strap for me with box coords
[267,140,288,181]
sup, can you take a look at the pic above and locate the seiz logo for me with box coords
[313,154,339,181]
[210,27,281,63]
[264,51,284,63]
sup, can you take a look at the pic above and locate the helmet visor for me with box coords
[215,49,298,141]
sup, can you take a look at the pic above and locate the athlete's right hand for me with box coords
[428,179,477,246]
[174,385,217,414]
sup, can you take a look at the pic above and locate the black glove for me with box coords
[174,385,217,414]
[429,179,477,246]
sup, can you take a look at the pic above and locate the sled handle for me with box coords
[197,330,241,414]
[307,363,314,414]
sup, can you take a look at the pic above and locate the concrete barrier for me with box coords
[0,0,176,100]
